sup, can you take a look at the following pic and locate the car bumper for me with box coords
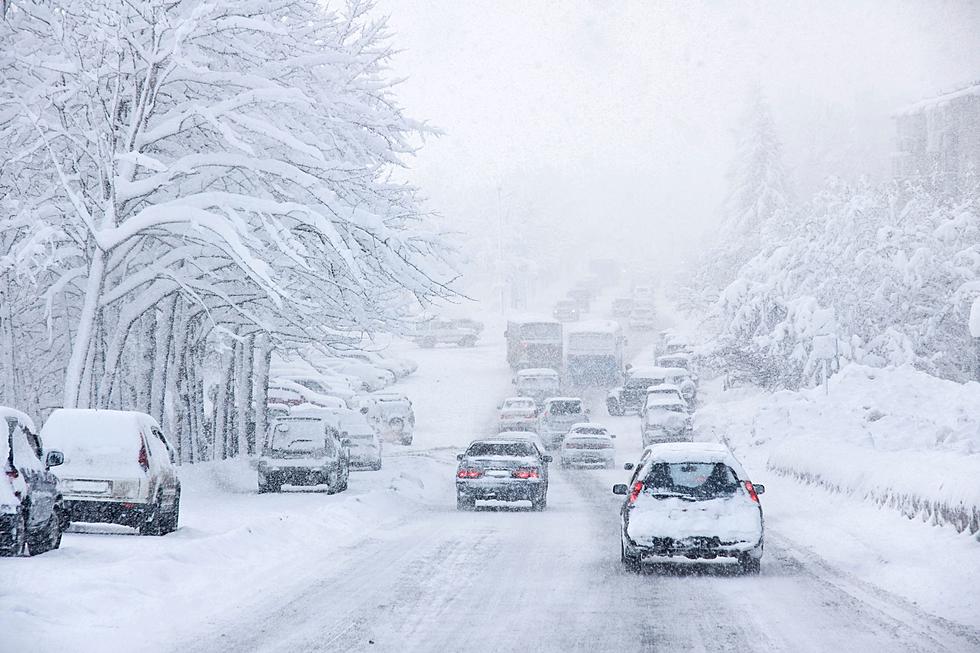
[625,532,763,560]
[457,479,545,501]
[64,499,152,528]
[561,451,614,466]
[642,430,693,445]
[260,467,334,486]
[349,453,381,468]
[498,419,537,431]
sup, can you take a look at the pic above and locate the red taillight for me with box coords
[457,468,482,479]
[512,468,540,479]
[138,441,149,472]
[744,481,759,503]
[4,467,18,480]
[628,481,643,504]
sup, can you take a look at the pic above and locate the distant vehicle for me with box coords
[611,297,634,317]
[537,397,588,449]
[514,367,561,404]
[270,366,359,402]
[566,287,592,312]
[505,318,563,370]
[268,380,348,409]
[450,318,485,334]
[629,365,696,406]
[319,359,394,392]
[657,352,696,381]
[353,392,415,445]
[606,365,677,416]
[257,416,350,493]
[291,406,382,471]
[338,351,417,379]
[1,407,65,556]
[629,305,657,330]
[413,318,479,348]
[455,438,552,511]
[641,385,688,415]
[640,395,693,447]
[560,423,616,469]
[614,442,765,574]
[552,299,580,322]
[497,397,539,432]
[632,285,655,304]
[588,258,620,286]
[661,335,692,355]
[41,409,180,536]
[565,320,626,386]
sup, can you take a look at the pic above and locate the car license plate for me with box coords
[486,469,510,478]
[71,480,111,494]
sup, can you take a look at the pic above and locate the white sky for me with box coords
[379,0,980,270]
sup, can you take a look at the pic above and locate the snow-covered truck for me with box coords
[505,318,563,371]
[565,320,625,386]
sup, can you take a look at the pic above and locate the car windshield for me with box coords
[626,377,655,390]
[547,401,582,415]
[647,402,686,413]
[642,462,740,499]
[573,427,606,435]
[466,442,537,457]
[517,323,560,339]
[517,376,557,388]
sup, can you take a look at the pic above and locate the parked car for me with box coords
[641,385,688,415]
[497,397,538,432]
[640,396,693,447]
[412,318,479,348]
[611,297,634,317]
[514,368,561,405]
[537,397,588,449]
[353,392,416,445]
[614,442,765,574]
[41,409,180,536]
[271,371,356,402]
[560,423,616,469]
[566,287,591,312]
[455,437,551,511]
[319,359,394,392]
[257,416,350,493]
[293,406,382,471]
[450,318,485,335]
[1,407,66,556]
[552,300,580,322]
[338,351,417,379]
[268,380,348,409]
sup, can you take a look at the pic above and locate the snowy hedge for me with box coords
[697,364,980,536]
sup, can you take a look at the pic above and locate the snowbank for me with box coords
[697,365,980,536]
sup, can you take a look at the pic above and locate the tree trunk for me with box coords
[253,334,272,456]
[150,296,176,424]
[236,335,255,457]
[64,249,106,408]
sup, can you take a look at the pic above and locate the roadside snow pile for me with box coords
[697,364,980,536]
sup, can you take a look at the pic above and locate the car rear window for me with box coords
[642,462,740,499]
[466,442,536,457]
[547,401,582,415]
[270,420,331,454]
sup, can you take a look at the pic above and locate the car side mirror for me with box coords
[612,483,628,495]
[456,453,464,461]
[754,484,766,495]
[623,463,634,471]
[45,450,64,468]
[542,455,552,463]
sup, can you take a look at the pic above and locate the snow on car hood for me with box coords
[627,495,762,545]
[643,410,689,428]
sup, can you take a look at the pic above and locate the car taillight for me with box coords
[744,481,760,503]
[512,468,539,479]
[138,441,149,472]
[4,466,18,480]
[457,468,482,479]
[628,481,643,504]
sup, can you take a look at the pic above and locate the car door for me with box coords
[16,426,56,527]
[148,425,178,507]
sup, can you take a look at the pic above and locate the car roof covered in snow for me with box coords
[645,394,687,407]
[495,431,538,440]
[642,442,747,477]
[542,396,582,404]
[0,406,36,434]
[568,423,608,433]
[630,366,689,379]
[41,409,156,442]
[646,384,682,393]
[506,315,560,326]
[517,368,560,377]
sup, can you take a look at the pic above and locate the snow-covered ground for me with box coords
[2,301,979,652]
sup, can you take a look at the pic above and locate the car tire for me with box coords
[337,464,349,493]
[371,460,383,471]
[27,509,61,555]
[531,492,547,511]
[739,553,761,575]
[456,494,475,511]
[0,511,28,557]
[139,495,165,536]
[621,540,641,573]
[162,491,180,534]
[459,336,477,348]
[400,436,413,446]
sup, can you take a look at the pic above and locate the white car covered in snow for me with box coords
[354,392,415,445]
[640,395,693,446]
[560,423,616,468]
[614,442,765,574]
[257,416,351,493]
[497,397,538,432]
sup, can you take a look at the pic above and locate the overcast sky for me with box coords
[379,0,980,271]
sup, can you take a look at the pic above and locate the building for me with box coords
[893,81,980,192]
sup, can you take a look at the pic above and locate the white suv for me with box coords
[41,409,180,536]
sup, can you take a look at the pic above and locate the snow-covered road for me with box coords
[4,315,979,652]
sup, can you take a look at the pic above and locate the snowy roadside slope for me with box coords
[697,364,980,535]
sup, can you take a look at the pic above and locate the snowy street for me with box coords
[5,320,978,652]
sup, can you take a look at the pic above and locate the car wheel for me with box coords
[371,459,383,471]
[139,495,165,536]
[163,491,180,534]
[739,553,761,575]
[337,464,349,492]
[456,493,475,511]
[531,492,547,511]
[0,511,28,557]
[621,540,641,573]
[400,436,413,446]
[459,336,477,348]
[27,509,61,555]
